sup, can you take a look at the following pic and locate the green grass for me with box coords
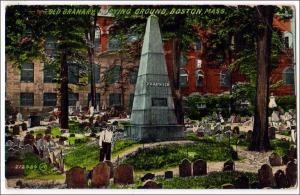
[122,141,235,171]
[278,130,291,136]
[64,144,99,170]
[69,120,84,134]
[112,139,138,157]
[270,139,291,156]
[23,153,64,180]
[156,171,258,189]
[51,127,61,137]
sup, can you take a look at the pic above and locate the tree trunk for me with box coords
[60,49,69,129]
[249,5,274,151]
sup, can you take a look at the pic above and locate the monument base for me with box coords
[125,124,185,142]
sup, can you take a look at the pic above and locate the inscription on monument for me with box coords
[146,82,169,87]
[152,98,167,107]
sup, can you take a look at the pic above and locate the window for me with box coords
[179,69,188,88]
[152,98,168,107]
[89,64,100,83]
[283,67,294,85]
[108,37,120,51]
[195,70,204,87]
[21,63,34,82]
[45,38,56,56]
[106,66,121,84]
[44,64,56,83]
[180,53,188,67]
[220,70,231,87]
[129,70,138,84]
[284,36,290,48]
[20,93,34,106]
[109,93,121,107]
[95,27,101,52]
[43,93,57,106]
[68,63,79,84]
[195,38,201,50]
[68,93,79,106]
[88,93,100,105]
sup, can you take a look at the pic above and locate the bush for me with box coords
[276,96,296,111]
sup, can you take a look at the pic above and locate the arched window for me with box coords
[283,67,294,85]
[220,70,231,87]
[195,69,204,87]
[180,53,188,67]
[180,69,188,88]
[94,27,101,51]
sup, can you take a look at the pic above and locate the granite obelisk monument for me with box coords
[127,15,184,141]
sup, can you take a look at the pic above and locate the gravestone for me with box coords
[91,163,110,188]
[164,171,173,179]
[234,174,249,189]
[282,155,293,165]
[222,183,235,189]
[286,161,297,187]
[258,164,274,188]
[5,157,24,177]
[128,15,184,141]
[141,173,155,182]
[104,160,114,178]
[65,166,88,188]
[274,170,288,188]
[21,123,27,131]
[113,164,134,185]
[269,152,282,166]
[223,160,235,172]
[140,180,162,189]
[193,159,207,176]
[179,159,192,177]
[268,127,276,140]
[12,125,20,135]
[287,146,297,159]
[24,133,35,145]
[246,130,252,142]
[232,126,240,134]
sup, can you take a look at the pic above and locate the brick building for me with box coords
[5,10,295,117]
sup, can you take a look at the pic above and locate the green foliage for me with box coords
[23,153,63,179]
[122,141,235,171]
[270,139,291,156]
[276,96,296,111]
[51,127,61,137]
[69,120,85,133]
[113,139,138,154]
[156,171,258,189]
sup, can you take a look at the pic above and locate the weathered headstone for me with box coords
[268,127,276,140]
[23,133,35,145]
[258,164,274,188]
[287,146,297,159]
[141,173,155,182]
[269,152,282,166]
[234,174,249,189]
[65,166,88,188]
[104,160,114,178]
[113,164,134,185]
[223,160,235,172]
[91,163,110,188]
[274,170,288,188]
[286,161,297,187]
[140,180,162,189]
[193,159,207,176]
[164,171,173,179]
[246,130,252,142]
[179,159,192,177]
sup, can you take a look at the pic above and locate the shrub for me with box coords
[276,96,296,111]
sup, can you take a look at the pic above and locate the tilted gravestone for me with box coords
[286,161,297,187]
[269,152,282,166]
[140,180,162,189]
[274,169,288,188]
[141,173,155,182]
[193,159,207,176]
[179,159,192,177]
[91,162,110,188]
[113,164,134,185]
[5,157,24,178]
[223,160,235,172]
[246,130,253,143]
[104,160,114,178]
[65,166,88,188]
[164,171,173,179]
[234,174,249,189]
[12,125,20,135]
[258,164,274,188]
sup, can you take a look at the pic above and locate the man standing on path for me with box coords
[99,126,113,161]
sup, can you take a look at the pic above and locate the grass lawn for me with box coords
[122,140,235,171]
[112,139,139,158]
[51,127,61,137]
[270,139,291,156]
[23,153,64,180]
